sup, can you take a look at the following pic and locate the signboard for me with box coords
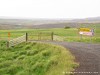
[79,28,91,32]
[79,28,94,36]
[8,32,11,40]
[8,32,11,37]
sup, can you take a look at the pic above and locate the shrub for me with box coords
[64,26,70,29]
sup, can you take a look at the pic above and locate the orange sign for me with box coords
[8,32,11,40]
[8,32,11,37]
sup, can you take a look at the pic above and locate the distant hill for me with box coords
[0,17,100,29]
[71,17,100,23]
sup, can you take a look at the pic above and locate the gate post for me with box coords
[26,33,28,42]
[7,41,9,48]
[51,32,54,41]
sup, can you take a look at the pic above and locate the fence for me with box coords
[6,31,66,48]
[28,32,54,41]
[7,34,27,48]
[6,32,54,48]
[0,32,25,41]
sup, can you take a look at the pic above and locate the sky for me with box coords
[0,0,100,19]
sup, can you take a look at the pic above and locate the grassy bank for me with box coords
[0,41,78,75]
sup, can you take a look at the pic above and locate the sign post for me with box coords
[80,34,82,40]
[79,28,94,42]
[8,32,11,41]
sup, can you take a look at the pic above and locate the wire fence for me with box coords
[6,32,55,48]
[28,32,54,41]
[0,32,25,41]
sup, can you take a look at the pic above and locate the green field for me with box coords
[0,41,78,75]
[0,25,100,43]
[0,24,99,75]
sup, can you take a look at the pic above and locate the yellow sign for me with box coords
[79,28,91,32]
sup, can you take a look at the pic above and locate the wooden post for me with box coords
[38,32,41,40]
[80,34,82,41]
[51,32,54,41]
[40,32,41,40]
[90,36,92,43]
[26,33,28,42]
[38,32,40,40]
[8,32,11,41]
[7,41,9,48]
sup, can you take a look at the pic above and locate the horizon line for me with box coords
[0,16,100,20]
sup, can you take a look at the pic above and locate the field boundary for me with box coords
[7,32,54,47]
[6,32,65,48]
[28,32,54,41]
[7,33,27,47]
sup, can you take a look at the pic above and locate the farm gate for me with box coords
[6,32,54,47]
[27,32,54,41]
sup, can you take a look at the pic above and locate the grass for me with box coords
[0,41,78,75]
[0,40,7,49]
[0,24,100,43]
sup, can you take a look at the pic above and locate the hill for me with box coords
[0,17,100,29]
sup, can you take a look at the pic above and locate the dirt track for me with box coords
[32,41,100,75]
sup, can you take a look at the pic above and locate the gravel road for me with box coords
[32,41,100,75]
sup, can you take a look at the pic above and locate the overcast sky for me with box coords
[0,0,100,19]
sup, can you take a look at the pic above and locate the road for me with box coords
[31,41,100,75]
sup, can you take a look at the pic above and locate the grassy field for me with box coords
[0,41,78,75]
[0,25,100,43]
[0,24,99,75]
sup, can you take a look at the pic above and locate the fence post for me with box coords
[7,41,9,48]
[38,32,39,40]
[26,33,28,42]
[38,32,42,40]
[40,32,41,40]
[51,32,54,41]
